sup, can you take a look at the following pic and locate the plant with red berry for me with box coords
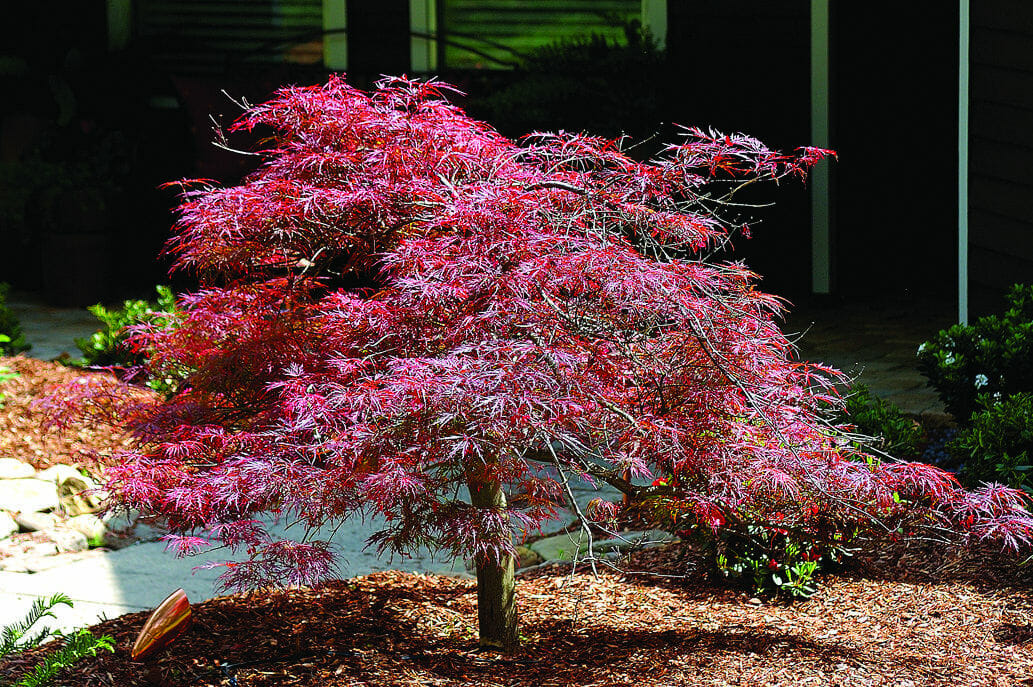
[47,76,1033,650]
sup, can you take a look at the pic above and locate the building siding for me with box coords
[970,0,1033,307]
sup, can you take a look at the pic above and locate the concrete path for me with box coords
[0,290,955,635]
[0,514,471,635]
[5,290,98,362]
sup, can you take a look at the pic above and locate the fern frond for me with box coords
[12,628,115,687]
[0,594,72,658]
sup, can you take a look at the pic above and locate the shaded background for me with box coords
[1,0,1022,316]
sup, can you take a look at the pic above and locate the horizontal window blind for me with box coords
[441,0,640,69]
[135,0,324,74]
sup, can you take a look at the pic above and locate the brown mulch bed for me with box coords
[0,355,136,471]
[4,556,1033,687]
[2,358,1033,686]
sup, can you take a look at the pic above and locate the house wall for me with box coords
[969,0,1033,314]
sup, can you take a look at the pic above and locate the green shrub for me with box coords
[948,392,1033,493]
[0,283,30,356]
[73,285,185,395]
[837,384,923,460]
[917,284,1033,421]
[0,351,17,408]
[643,486,850,600]
[0,593,114,687]
[703,524,850,600]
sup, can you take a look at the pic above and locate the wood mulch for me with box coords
[2,358,1033,686]
[0,355,137,472]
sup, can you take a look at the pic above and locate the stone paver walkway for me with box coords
[784,296,953,420]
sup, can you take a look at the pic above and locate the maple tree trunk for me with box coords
[467,474,518,651]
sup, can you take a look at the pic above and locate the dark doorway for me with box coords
[830,2,958,300]
[666,1,813,300]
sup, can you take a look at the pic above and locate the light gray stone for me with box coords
[0,478,59,513]
[101,508,140,534]
[66,514,108,548]
[46,528,89,554]
[529,528,676,562]
[14,511,57,532]
[0,458,36,479]
[36,464,89,485]
[0,511,17,539]
[37,465,105,516]
[529,532,585,562]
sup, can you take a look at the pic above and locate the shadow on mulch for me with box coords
[7,548,1031,687]
[838,537,1033,592]
[0,573,914,687]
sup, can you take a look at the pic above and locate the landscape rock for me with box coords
[529,532,586,562]
[14,511,57,532]
[0,458,36,479]
[128,520,165,544]
[516,545,543,568]
[0,511,17,539]
[66,513,108,547]
[529,529,676,562]
[36,464,88,485]
[0,548,59,572]
[0,478,59,513]
[22,549,107,573]
[590,529,676,555]
[101,508,164,548]
[59,484,106,517]
[37,465,105,516]
[25,541,58,558]
[0,531,62,568]
[101,508,140,534]
[465,545,545,572]
[0,557,30,572]
[46,528,89,553]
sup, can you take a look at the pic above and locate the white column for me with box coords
[323,0,348,71]
[410,0,437,73]
[810,0,831,295]
[642,0,667,50]
[958,0,970,324]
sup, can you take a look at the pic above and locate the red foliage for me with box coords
[51,76,1032,589]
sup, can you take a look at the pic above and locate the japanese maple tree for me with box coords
[57,76,1033,649]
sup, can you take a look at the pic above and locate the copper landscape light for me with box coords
[131,588,192,661]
